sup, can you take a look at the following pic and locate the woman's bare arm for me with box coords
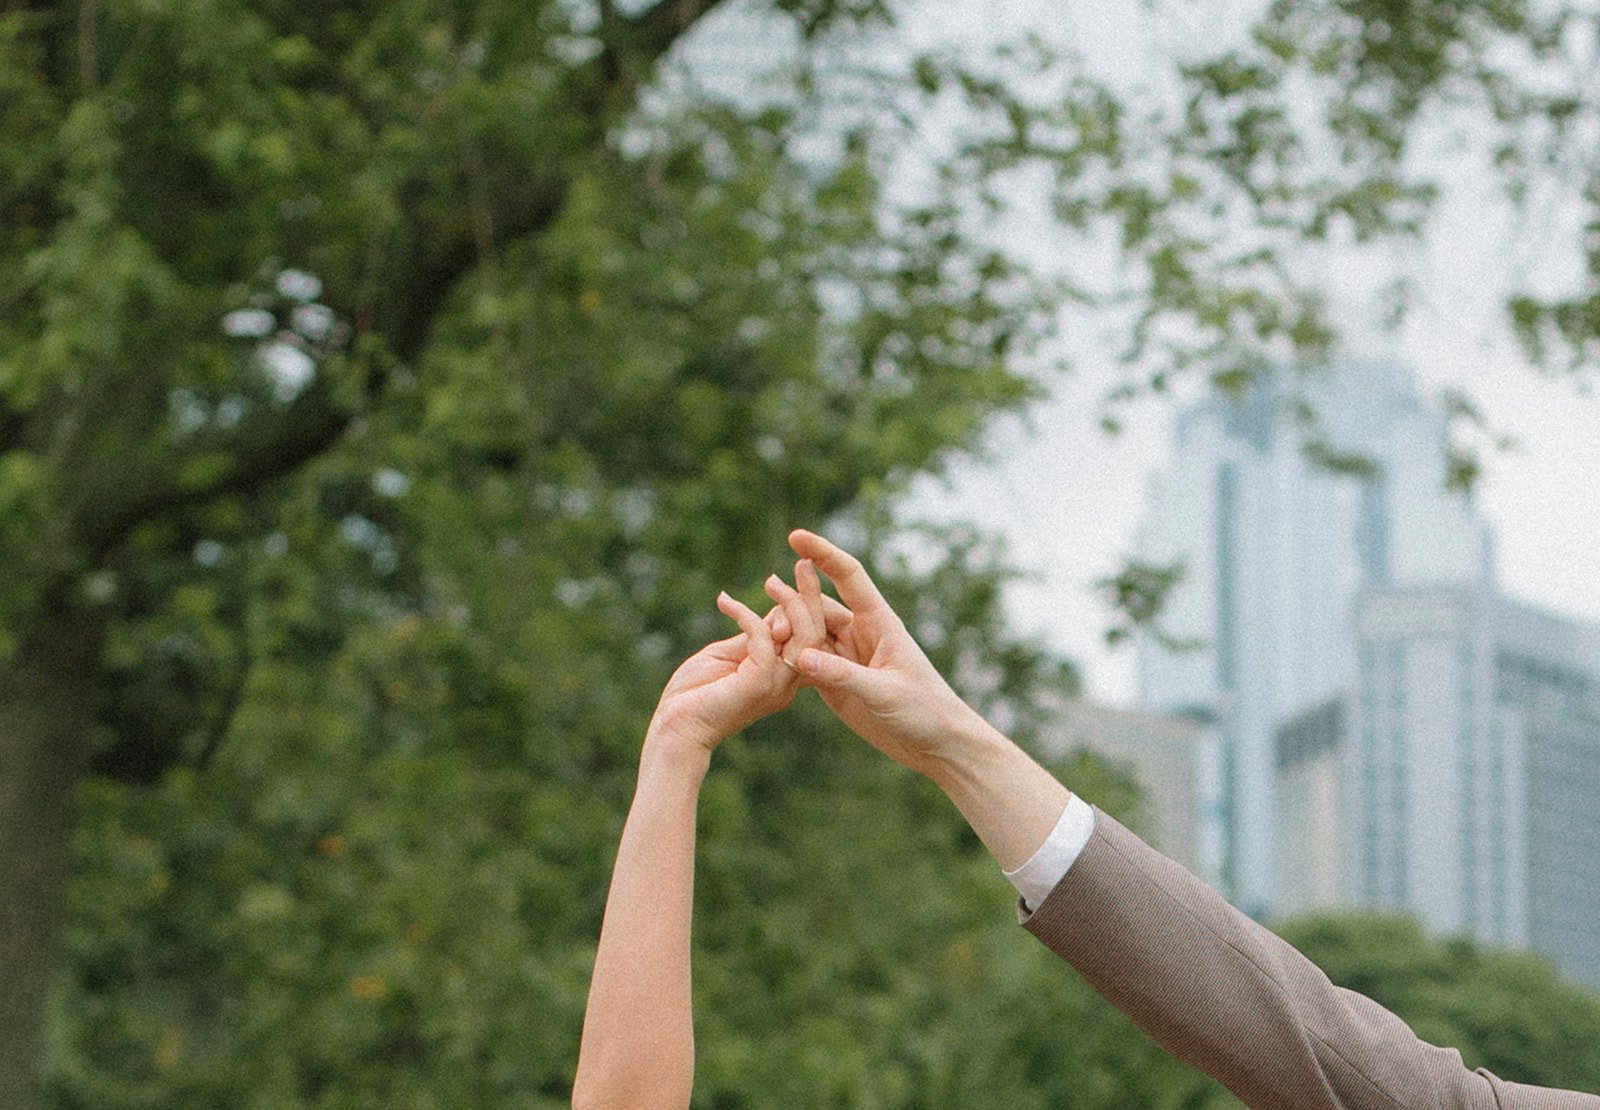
[572,575,828,1110]
[572,742,709,1110]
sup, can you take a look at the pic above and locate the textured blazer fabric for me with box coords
[1021,807,1600,1110]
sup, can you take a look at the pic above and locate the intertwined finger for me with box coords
[771,597,851,640]
[717,592,774,666]
[764,572,820,669]
[796,557,827,639]
[788,529,888,618]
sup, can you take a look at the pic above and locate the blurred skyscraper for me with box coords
[1133,360,1494,916]
[1133,358,1600,986]
[1272,589,1600,989]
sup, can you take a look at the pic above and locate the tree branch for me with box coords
[76,0,95,91]
[377,172,570,369]
[0,397,25,454]
[626,0,723,63]
[195,627,251,771]
[77,374,353,561]
[75,0,728,552]
[380,0,723,368]
[580,0,722,118]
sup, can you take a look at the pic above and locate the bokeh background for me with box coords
[4,0,1600,1106]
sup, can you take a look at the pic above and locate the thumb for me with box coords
[797,647,876,695]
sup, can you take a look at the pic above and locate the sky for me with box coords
[898,0,1600,703]
[688,0,1600,704]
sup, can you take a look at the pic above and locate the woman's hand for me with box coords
[644,590,821,766]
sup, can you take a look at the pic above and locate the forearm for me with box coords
[573,742,708,1110]
[1021,807,1600,1109]
[919,712,1071,873]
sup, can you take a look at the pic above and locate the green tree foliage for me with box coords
[50,526,1219,1106]
[6,0,1600,1105]
[0,5,1037,1106]
[0,0,1118,1105]
[1277,914,1600,1095]
[1082,0,1600,473]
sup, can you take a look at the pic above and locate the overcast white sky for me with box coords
[687,0,1600,704]
[888,0,1600,704]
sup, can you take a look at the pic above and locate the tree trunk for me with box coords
[0,598,104,1110]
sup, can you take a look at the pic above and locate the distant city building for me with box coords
[1134,359,1494,915]
[1037,699,1225,887]
[1344,586,1600,990]
[1121,356,1600,985]
[1266,584,1600,989]
[1273,697,1345,918]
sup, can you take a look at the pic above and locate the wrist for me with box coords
[914,705,1008,783]
[914,713,1073,872]
[641,722,715,782]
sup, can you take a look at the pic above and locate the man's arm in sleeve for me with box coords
[1017,804,1600,1110]
[780,531,1598,1110]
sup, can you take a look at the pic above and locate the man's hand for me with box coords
[766,529,996,777]
[770,528,1072,872]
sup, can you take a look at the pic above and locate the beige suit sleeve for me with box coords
[1021,807,1600,1110]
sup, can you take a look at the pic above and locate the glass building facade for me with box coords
[1341,588,1600,989]
[1139,359,1600,988]
[1136,360,1492,916]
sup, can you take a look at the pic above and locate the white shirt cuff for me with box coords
[1003,792,1095,912]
